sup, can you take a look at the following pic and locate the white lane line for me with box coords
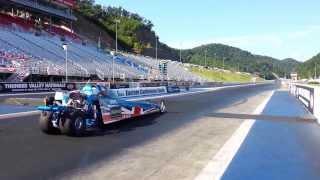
[194,90,275,180]
[0,110,40,120]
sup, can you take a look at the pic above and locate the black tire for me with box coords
[60,111,85,136]
[39,112,58,134]
[94,101,104,129]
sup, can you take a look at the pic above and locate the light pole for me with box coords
[155,36,160,79]
[204,49,207,67]
[155,36,158,61]
[213,53,216,68]
[115,19,120,53]
[315,63,317,79]
[223,57,225,70]
[180,42,182,63]
[62,43,68,82]
[113,19,120,84]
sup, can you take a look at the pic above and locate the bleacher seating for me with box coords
[122,53,204,81]
[0,13,204,82]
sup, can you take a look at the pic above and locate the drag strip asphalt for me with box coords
[0,83,276,180]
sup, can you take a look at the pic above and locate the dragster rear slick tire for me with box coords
[39,112,59,134]
[60,111,86,137]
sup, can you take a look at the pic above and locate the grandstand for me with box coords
[0,0,204,82]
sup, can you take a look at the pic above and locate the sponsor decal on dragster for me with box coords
[102,114,132,124]
[122,106,158,116]
[143,108,159,114]
[121,106,142,116]
[121,106,132,114]
[100,99,160,124]
[101,106,137,124]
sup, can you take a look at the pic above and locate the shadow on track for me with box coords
[206,112,316,124]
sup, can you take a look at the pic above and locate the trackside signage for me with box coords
[108,87,167,98]
[0,82,76,93]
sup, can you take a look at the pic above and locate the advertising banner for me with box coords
[0,82,76,93]
[108,86,167,98]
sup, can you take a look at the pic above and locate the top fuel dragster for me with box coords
[37,84,166,136]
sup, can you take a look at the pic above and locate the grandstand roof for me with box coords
[1,0,77,21]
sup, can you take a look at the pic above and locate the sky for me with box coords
[96,0,320,61]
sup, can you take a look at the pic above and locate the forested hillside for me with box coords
[182,44,300,79]
[297,54,320,79]
[280,58,301,76]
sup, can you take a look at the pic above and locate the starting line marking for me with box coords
[194,90,275,180]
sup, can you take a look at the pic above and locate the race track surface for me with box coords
[0,84,276,180]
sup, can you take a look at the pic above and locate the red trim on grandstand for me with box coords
[53,0,76,8]
[43,23,79,40]
[0,13,34,31]
[2,0,77,21]
[0,13,80,40]
[0,67,16,73]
